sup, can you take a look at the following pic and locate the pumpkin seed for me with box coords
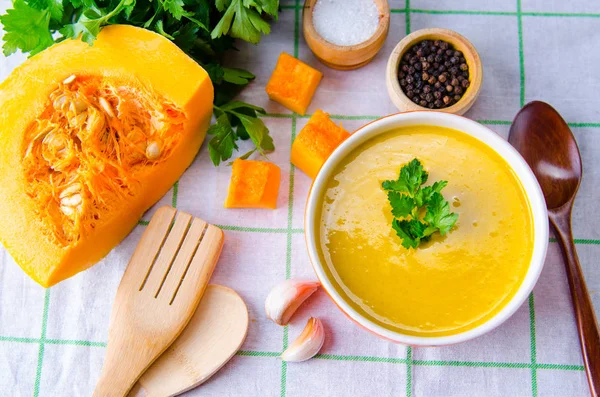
[53,95,68,110]
[69,112,88,128]
[72,94,88,114]
[98,97,115,118]
[59,184,83,217]
[62,75,76,85]
[60,205,75,216]
[146,141,161,160]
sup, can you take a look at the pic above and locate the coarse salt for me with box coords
[312,0,380,46]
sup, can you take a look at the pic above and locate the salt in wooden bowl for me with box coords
[303,0,390,70]
[386,28,483,115]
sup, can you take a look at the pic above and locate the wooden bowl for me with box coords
[302,0,390,70]
[386,28,483,115]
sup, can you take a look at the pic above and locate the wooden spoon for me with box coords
[129,284,249,397]
[509,101,600,396]
[94,207,224,397]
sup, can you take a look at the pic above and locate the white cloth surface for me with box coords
[1,0,599,396]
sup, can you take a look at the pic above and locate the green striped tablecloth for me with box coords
[1,0,599,396]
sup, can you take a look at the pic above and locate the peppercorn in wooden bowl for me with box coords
[303,0,390,70]
[386,28,483,115]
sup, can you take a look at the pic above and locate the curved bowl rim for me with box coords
[304,111,549,346]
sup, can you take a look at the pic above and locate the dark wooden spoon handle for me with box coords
[549,206,600,397]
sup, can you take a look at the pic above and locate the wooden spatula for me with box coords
[128,284,249,397]
[94,206,224,397]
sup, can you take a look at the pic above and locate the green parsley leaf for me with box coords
[392,219,425,249]
[387,191,415,218]
[211,0,273,44]
[415,180,447,208]
[231,111,274,155]
[162,0,188,20]
[207,114,238,166]
[384,158,458,249]
[382,158,428,196]
[423,192,459,236]
[28,0,63,22]
[222,67,256,85]
[0,0,54,56]
[60,0,133,45]
[243,0,279,18]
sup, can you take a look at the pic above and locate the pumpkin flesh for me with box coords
[0,25,214,287]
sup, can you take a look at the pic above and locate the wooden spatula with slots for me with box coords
[93,206,224,397]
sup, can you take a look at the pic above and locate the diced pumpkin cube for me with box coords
[225,159,281,209]
[266,52,323,115]
[291,110,351,179]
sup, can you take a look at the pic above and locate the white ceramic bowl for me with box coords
[304,111,549,346]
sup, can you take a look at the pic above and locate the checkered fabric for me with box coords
[1,0,600,396]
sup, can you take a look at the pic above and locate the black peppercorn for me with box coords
[397,38,470,109]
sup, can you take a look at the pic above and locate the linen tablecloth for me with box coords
[1,0,600,396]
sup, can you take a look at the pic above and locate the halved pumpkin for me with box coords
[0,25,214,287]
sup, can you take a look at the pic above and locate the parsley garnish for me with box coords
[0,0,279,166]
[382,158,458,249]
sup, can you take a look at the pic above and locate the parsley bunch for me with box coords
[382,158,459,249]
[0,0,279,166]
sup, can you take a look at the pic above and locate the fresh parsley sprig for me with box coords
[0,0,279,166]
[207,101,274,166]
[382,158,458,249]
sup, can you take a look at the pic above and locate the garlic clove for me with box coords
[265,279,320,326]
[281,317,325,362]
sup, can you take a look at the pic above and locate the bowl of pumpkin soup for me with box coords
[305,112,548,346]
